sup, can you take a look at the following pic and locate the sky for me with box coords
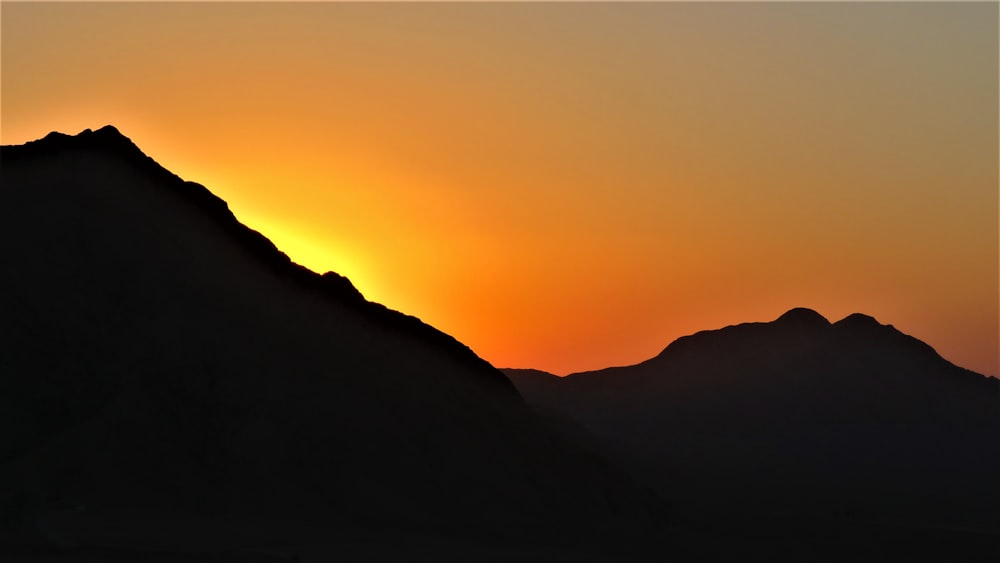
[2,2,997,377]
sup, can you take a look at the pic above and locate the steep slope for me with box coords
[0,126,662,547]
[506,308,1000,525]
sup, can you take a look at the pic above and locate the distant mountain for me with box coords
[505,308,1000,526]
[0,126,663,548]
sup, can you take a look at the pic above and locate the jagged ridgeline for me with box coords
[0,127,665,542]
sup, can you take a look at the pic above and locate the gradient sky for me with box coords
[3,2,997,377]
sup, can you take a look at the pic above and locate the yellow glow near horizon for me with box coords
[3,2,997,377]
[239,213,376,297]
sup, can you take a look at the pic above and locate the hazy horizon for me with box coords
[3,2,997,377]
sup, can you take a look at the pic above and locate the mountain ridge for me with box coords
[1,126,666,548]
[543,308,993,385]
[4,125,508,390]
[505,308,1000,525]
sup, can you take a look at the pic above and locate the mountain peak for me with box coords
[94,124,123,135]
[82,124,134,145]
[69,124,124,138]
[15,125,142,161]
[2,126,505,385]
[834,312,883,329]
[87,124,130,142]
[774,307,830,327]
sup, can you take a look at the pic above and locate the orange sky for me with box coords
[3,2,997,377]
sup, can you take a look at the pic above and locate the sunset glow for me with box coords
[3,2,997,376]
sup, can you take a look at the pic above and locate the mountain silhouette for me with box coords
[0,127,664,555]
[505,308,1000,527]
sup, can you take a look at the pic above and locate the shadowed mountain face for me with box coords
[506,308,1000,525]
[0,127,663,546]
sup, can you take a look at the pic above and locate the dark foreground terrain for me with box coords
[2,127,997,561]
[2,514,998,562]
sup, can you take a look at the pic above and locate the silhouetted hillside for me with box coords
[505,308,1000,527]
[0,126,664,555]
